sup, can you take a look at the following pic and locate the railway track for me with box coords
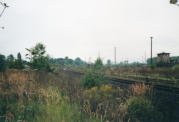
[108,76,179,94]
[120,75,175,85]
[63,70,179,94]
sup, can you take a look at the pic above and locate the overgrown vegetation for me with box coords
[6,53,25,69]
[26,43,52,72]
[50,57,87,67]
[81,57,106,89]
[126,97,159,122]
[0,69,99,122]
[0,43,179,122]
[82,70,106,89]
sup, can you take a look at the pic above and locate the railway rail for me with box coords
[108,76,179,94]
[63,70,179,94]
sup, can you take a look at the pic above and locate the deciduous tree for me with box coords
[26,43,51,71]
[0,54,6,72]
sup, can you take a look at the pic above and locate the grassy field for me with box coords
[0,69,99,122]
[0,68,178,122]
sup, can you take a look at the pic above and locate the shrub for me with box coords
[82,70,106,89]
[83,85,116,101]
[150,63,156,69]
[94,57,103,70]
[83,85,123,121]
[126,97,161,122]
[172,64,179,72]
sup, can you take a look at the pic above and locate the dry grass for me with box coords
[107,66,176,78]
[0,69,100,122]
[80,82,156,122]
[130,83,153,97]
[82,85,127,122]
[0,68,162,122]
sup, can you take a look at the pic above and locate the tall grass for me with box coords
[0,69,99,122]
[1,68,177,122]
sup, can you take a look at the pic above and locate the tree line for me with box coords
[0,43,90,72]
[0,52,24,72]
[0,43,49,72]
[50,57,86,67]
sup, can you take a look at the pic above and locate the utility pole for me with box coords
[145,51,146,64]
[150,37,153,65]
[114,47,116,65]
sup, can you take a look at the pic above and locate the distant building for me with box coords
[157,52,170,64]
[147,52,179,66]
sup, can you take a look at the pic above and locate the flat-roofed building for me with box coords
[157,52,170,64]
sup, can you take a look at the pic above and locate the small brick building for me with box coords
[157,52,170,64]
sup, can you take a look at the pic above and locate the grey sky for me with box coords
[0,0,179,63]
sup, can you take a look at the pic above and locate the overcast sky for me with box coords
[0,0,179,63]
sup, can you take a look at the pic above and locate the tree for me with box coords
[26,43,46,61]
[17,52,22,61]
[66,59,73,65]
[0,54,6,72]
[26,43,51,71]
[107,59,111,66]
[94,57,103,70]
[57,58,65,66]
[75,57,84,66]
[7,53,24,69]
[7,54,15,68]
[14,52,24,69]
[63,57,73,66]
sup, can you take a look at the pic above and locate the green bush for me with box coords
[30,56,50,70]
[82,70,106,89]
[150,63,157,69]
[172,64,179,72]
[94,57,103,70]
[126,97,161,122]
